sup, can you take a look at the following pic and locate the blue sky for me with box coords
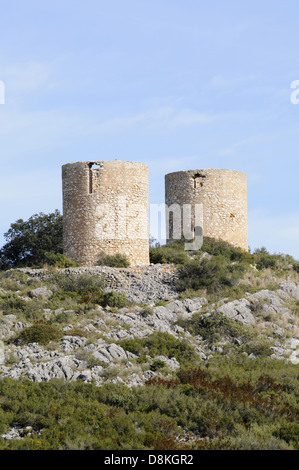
[0,0,298,258]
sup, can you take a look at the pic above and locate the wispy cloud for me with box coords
[0,98,229,166]
[92,106,223,133]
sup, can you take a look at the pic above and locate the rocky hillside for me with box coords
[1,239,299,450]
[0,263,299,388]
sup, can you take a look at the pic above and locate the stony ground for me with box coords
[17,264,179,304]
[1,266,299,393]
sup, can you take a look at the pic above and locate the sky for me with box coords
[0,0,298,259]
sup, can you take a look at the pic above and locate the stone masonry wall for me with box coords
[165,168,248,251]
[62,160,149,266]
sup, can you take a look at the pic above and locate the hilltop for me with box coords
[0,238,298,450]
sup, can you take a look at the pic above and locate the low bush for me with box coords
[140,306,154,316]
[241,339,273,358]
[0,352,298,450]
[67,328,88,338]
[202,237,253,264]
[0,293,27,315]
[119,332,197,368]
[50,273,106,294]
[150,238,298,300]
[155,299,168,307]
[253,247,279,270]
[14,324,63,345]
[51,310,73,324]
[43,252,79,268]
[175,256,245,294]
[274,423,299,448]
[100,291,129,309]
[97,252,130,268]
[150,359,166,371]
[78,289,129,310]
[178,311,254,345]
[0,291,47,321]
[75,350,105,368]
[150,242,189,265]
[0,270,28,291]
[252,247,296,272]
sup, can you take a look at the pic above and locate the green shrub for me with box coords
[150,237,298,299]
[67,328,88,338]
[0,210,63,270]
[150,237,253,266]
[97,252,130,268]
[274,423,299,448]
[253,247,278,270]
[253,247,295,272]
[175,256,245,294]
[241,339,273,358]
[0,291,48,320]
[0,353,298,451]
[75,350,105,368]
[0,270,28,291]
[51,273,106,294]
[150,243,189,265]
[202,237,253,264]
[45,295,81,316]
[15,324,63,345]
[3,271,29,283]
[19,299,46,321]
[0,292,27,314]
[51,310,73,324]
[223,283,259,301]
[178,311,253,345]
[48,291,80,303]
[155,299,168,307]
[78,288,129,310]
[141,306,154,316]
[150,359,166,371]
[43,252,79,268]
[119,332,197,368]
[100,291,129,309]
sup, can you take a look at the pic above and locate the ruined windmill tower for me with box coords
[62,160,149,266]
[165,168,248,251]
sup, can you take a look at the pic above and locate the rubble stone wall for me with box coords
[165,168,248,251]
[62,160,149,266]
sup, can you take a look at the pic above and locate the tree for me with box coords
[0,210,63,269]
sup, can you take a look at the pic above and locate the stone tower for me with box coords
[62,160,149,266]
[165,168,248,251]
